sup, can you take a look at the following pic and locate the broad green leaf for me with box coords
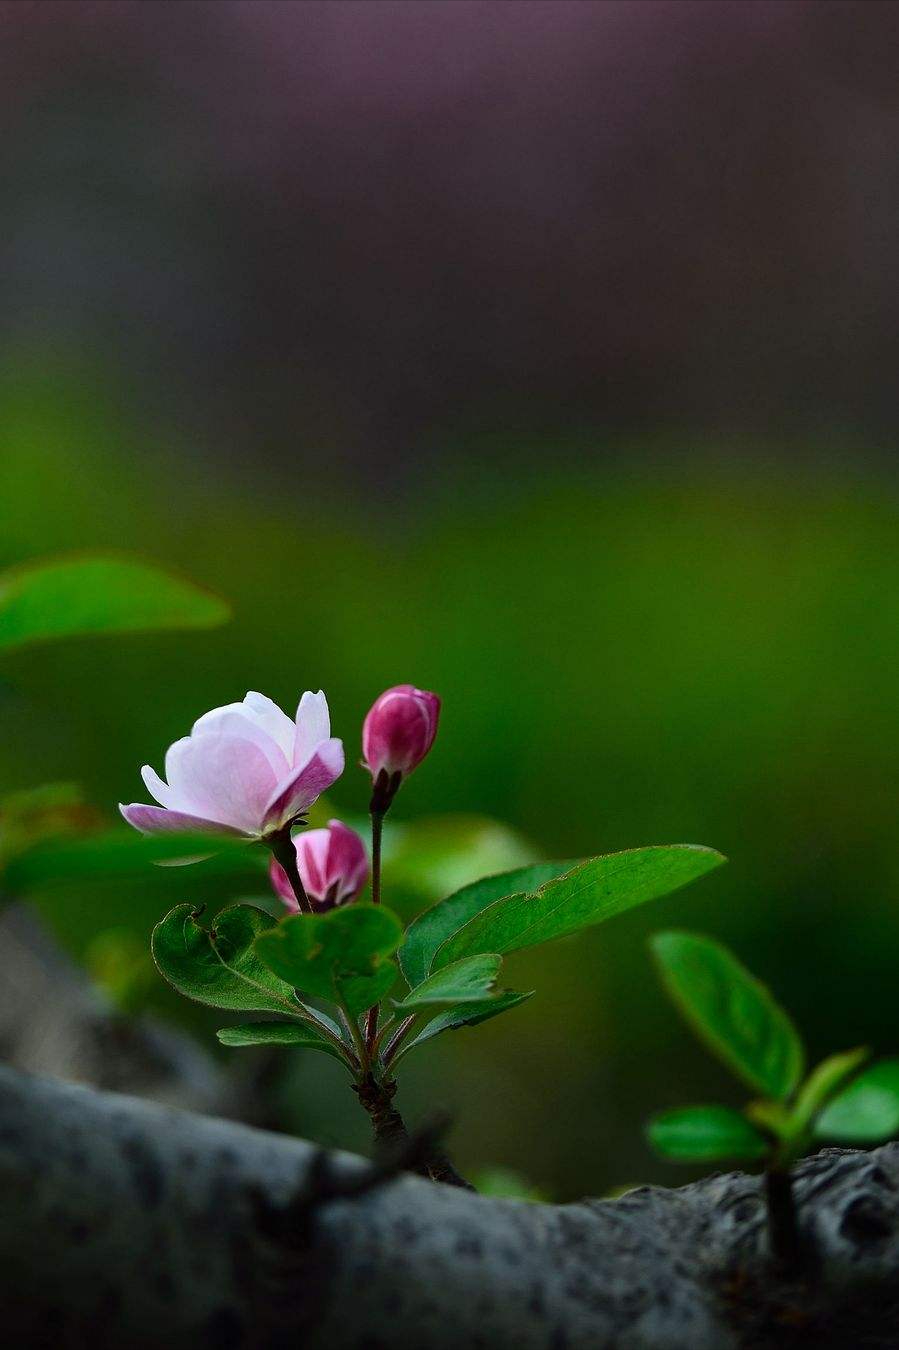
[255,904,403,1016]
[814,1060,899,1143]
[788,1047,870,1139]
[393,954,503,1012]
[647,1106,769,1162]
[151,903,304,1017]
[0,553,229,651]
[392,990,534,1064]
[432,846,726,971]
[399,861,576,988]
[5,829,255,892]
[217,1022,346,1062]
[651,931,804,1100]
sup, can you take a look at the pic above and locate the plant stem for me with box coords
[381,1014,417,1068]
[764,1164,805,1275]
[268,827,312,915]
[364,807,386,1055]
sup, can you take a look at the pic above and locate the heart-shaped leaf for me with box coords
[432,846,725,971]
[152,903,304,1017]
[394,953,503,1012]
[399,861,576,988]
[814,1060,899,1143]
[648,1105,769,1162]
[651,931,804,1100]
[255,904,403,1016]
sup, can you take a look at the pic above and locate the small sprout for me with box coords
[647,929,899,1272]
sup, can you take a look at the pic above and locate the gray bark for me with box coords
[2,1066,898,1348]
[0,905,246,1117]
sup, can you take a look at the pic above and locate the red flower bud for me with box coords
[362,684,440,803]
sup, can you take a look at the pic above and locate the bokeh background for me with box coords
[3,0,899,1199]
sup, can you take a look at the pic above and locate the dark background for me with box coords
[2,0,899,1199]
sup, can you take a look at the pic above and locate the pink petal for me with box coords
[263,737,344,830]
[119,803,250,837]
[173,735,280,832]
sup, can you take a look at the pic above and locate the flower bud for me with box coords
[362,684,440,805]
[270,819,368,913]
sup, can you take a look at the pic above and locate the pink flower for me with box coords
[270,819,369,912]
[120,690,344,839]
[362,685,440,787]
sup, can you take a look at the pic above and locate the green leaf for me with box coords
[647,1106,769,1162]
[788,1046,870,1139]
[651,931,804,1100]
[432,846,726,972]
[255,904,403,1016]
[216,1022,345,1062]
[814,1060,899,1143]
[399,861,576,988]
[0,552,229,651]
[392,990,534,1064]
[393,953,503,1012]
[151,903,304,1017]
[5,829,254,892]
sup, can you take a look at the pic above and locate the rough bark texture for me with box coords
[2,1066,899,1348]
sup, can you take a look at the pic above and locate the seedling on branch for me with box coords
[646,930,899,1271]
[123,684,725,1184]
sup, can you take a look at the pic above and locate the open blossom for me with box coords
[362,684,440,785]
[270,819,368,912]
[120,691,344,839]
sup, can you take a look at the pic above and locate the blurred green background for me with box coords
[2,0,899,1200]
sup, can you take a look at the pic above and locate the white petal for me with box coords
[191,706,289,778]
[293,690,331,767]
[242,691,297,761]
[140,764,176,809]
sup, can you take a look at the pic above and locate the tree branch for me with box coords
[3,1066,899,1346]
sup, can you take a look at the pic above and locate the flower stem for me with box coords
[268,827,312,915]
[364,807,386,1055]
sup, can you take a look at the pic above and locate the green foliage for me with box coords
[814,1060,899,1143]
[152,902,305,1017]
[399,861,575,988]
[787,1047,871,1139]
[651,931,804,1100]
[472,1166,549,1202]
[648,1105,768,1163]
[392,991,535,1063]
[0,553,229,650]
[85,928,154,1013]
[217,1022,346,1061]
[255,904,403,1016]
[382,815,538,908]
[433,846,726,971]
[5,829,255,893]
[393,953,503,1012]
